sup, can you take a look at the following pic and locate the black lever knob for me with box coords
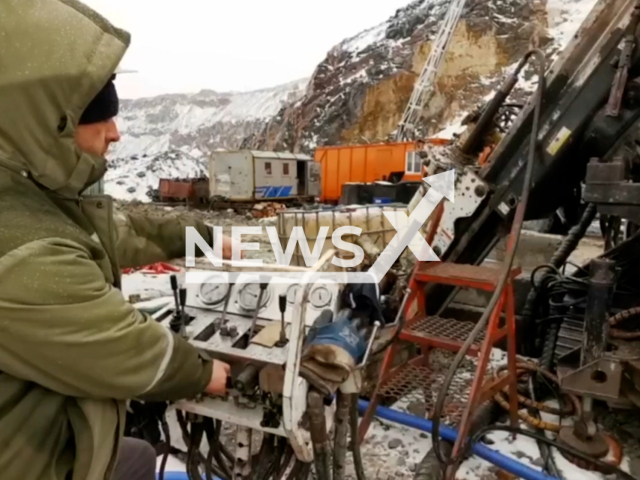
[170,275,181,314]
[279,294,287,314]
[179,288,187,309]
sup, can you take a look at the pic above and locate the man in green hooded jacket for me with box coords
[0,1,233,479]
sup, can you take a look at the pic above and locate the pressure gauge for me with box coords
[237,283,271,311]
[309,285,333,309]
[286,284,301,305]
[198,276,230,305]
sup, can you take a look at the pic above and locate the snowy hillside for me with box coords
[245,0,600,152]
[106,0,600,201]
[105,78,308,201]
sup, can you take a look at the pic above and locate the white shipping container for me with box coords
[209,150,320,202]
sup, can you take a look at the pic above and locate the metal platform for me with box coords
[403,316,486,355]
[376,350,493,426]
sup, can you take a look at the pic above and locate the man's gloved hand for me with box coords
[299,313,366,396]
[205,359,231,396]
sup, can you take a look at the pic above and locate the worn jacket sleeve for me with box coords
[114,211,215,269]
[0,237,212,401]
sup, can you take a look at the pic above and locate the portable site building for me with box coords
[313,139,450,203]
[209,150,321,202]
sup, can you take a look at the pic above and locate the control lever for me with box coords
[276,294,288,347]
[216,282,234,328]
[170,275,180,315]
[179,287,187,315]
[248,277,270,340]
[169,274,186,336]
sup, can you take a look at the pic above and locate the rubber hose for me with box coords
[158,416,172,480]
[493,361,581,416]
[349,394,366,480]
[493,391,562,432]
[431,48,547,468]
[415,401,496,480]
[539,321,560,371]
[529,377,563,479]
[355,399,561,480]
[468,426,634,480]
[521,203,597,357]
[609,306,640,339]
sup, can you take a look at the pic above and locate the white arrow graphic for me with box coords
[367,169,455,283]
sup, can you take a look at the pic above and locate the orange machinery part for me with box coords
[314,139,449,203]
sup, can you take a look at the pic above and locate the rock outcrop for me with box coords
[243,0,596,153]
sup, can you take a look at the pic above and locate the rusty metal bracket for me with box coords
[559,357,624,401]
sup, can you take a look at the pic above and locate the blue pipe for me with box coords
[357,399,561,480]
[157,473,189,480]
[156,473,221,480]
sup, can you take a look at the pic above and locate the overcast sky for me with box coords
[82,0,410,99]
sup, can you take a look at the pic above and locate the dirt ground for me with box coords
[118,201,279,264]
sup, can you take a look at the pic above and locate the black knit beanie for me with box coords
[79,74,119,124]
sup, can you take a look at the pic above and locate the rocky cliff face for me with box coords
[243,0,597,153]
[106,0,597,201]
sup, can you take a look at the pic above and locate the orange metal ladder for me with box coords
[358,260,521,463]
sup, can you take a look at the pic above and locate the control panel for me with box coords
[185,271,341,328]
[151,270,343,462]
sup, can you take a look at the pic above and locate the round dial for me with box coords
[286,284,301,305]
[198,277,230,305]
[238,283,271,311]
[309,285,333,309]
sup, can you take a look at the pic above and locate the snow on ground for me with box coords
[341,22,389,54]
[104,150,207,202]
[546,0,600,51]
[116,78,309,136]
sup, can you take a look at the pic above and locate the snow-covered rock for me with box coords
[105,150,208,202]
[105,79,308,200]
[244,0,599,153]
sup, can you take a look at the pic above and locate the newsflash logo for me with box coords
[185,170,454,285]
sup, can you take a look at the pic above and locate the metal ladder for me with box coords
[395,0,468,141]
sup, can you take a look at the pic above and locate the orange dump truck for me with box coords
[313,139,448,203]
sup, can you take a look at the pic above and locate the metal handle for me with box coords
[359,321,381,368]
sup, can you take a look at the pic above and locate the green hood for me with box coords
[0,0,130,197]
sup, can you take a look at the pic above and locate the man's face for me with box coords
[74,118,120,157]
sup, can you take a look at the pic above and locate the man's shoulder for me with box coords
[0,181,93,260]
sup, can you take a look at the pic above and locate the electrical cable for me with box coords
[492,362,579,433]
[187,420,204,480]
[528,376,563,480]
[357,399,561,480]
[258,437,286,480]
[465,426,635,480]
[204,418,232,480]
[158,413,172,480]
[274,445,295,480]
[176,410,229,480]
[349,394,366,480]
[431,48,547,469]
